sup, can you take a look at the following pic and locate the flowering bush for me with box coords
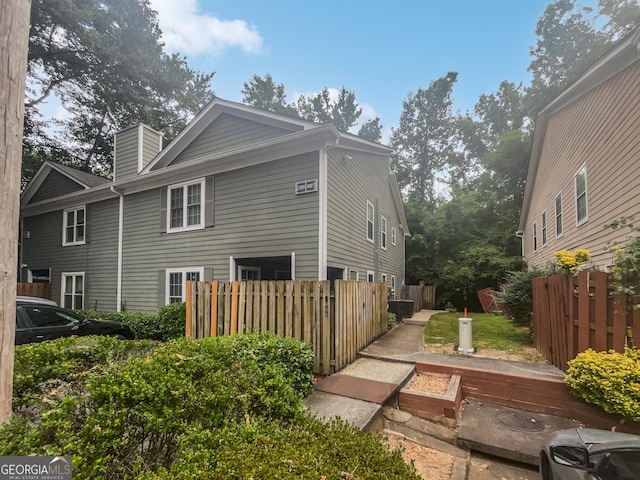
[554,248,591,275]
[566,347,640,422]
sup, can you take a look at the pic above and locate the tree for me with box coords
[241,74,298,117]
[526,0,610,116]
[241,74,383,141]
[24,0,215,181]
[474,81,527,138]
[1,0,30,424]
[598,0,640,38]
[390,72,459,206]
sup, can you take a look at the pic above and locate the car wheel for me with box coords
[540,452,553,480]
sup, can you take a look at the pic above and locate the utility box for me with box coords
[457,317,475,354]
[401,300,414,319]
[387,300,404,323]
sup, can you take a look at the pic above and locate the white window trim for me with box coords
[574,165,588,227]
[167,178,206,233]
[366,200,374,243]
[541,211,547,247]
[238,265,261,281]
[61,271,85,309]
[366,270,375,282]
[533,222,538,252]
[348,269,359,281]
[62,206,86,246]
[390,275,396,299]
[381,216,388,250]
[555,192,563,239]
[391,227,397,246]
[165,267,204,304]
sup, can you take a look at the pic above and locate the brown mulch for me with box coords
[407,373,451,395]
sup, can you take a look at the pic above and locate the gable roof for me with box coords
[21,98,395,217]
[21,161,110,205]
[519,27,640,232]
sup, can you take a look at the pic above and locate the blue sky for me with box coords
[157,2,565,140]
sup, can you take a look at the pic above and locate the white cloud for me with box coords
[149,0,264,57]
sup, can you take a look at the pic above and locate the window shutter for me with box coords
[84,206,91,243]
[204,267,214,282]
[58,211,64,246]
[205,176,214,227]
[158,270,166,309]
[160,187,167,233]
[83,274,90,310]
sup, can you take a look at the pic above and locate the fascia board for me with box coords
[21,161,91,205]
[390,173,410,236]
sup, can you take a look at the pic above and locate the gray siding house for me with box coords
[20,98,409,313]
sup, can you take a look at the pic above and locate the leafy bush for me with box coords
[606,216,640,308]
[0,333,415,479]
[566,347,640,422]
[12,336,156,407]
[76,309,160,339]
[136,417,420,480]
[157,302,186,340]
[497,266,553,327]
[2,333,316,478]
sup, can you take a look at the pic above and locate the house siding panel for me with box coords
[523,61,640,268]
[171,113,293,165]
[114,127,139,181]
[29,170,85,203]
[22,199,119,309]
[120,152,320,312]
[326,149,405,286]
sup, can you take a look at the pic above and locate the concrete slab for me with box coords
[339,357,415,384]
[359,324,426,358]
[314,374,398,404]
[457,398,582,465]
[303,390,382,432]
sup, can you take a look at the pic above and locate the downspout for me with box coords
[318,145,331,280]
[111,186,124,312]
[374,198,379,280]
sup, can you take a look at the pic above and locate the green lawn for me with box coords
[424,312,533,354]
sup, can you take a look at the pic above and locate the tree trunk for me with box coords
[0,0,31,424]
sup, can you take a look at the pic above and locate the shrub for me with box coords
[12,336,156,408]
[76,310,160,339]
[136,417,420,480]
[566,347,640,422]
[157,302,186,340]
[497,266,553,327]
[2,334,315,479]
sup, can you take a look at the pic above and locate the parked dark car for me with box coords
[540,428,640,480]
[16,301,134,345]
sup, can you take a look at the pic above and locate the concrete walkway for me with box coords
[303,309,577,480]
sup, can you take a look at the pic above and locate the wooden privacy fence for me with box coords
[401,284,436,313]
[17,282,51,300]
[185,280,388,374]
[533,271,640,371]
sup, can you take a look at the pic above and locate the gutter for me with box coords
[110,186,124,312]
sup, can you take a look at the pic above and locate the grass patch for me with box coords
[424,312,532,353]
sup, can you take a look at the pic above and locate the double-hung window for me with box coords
[166,268,203,304]
[391,227,397,246]
[62,272,84,309]
[575,166,588,226]
[366,201,374,242]
[63,206,86,245]
[541,212,547,247]
[555,193,563,238]
[381,216,388,250]
[533,222,538,252]
[168,179,205,232]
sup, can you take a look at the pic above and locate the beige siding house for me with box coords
[519,28,640,269]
